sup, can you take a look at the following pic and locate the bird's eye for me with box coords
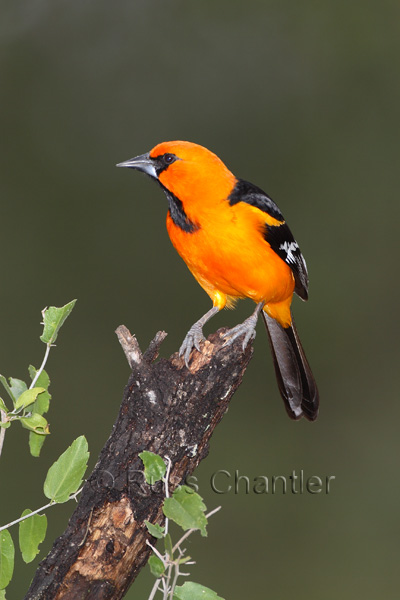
[163,153,176,165]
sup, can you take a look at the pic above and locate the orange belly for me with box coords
[166,202,295,327]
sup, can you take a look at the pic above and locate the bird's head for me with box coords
[117,141,236,207]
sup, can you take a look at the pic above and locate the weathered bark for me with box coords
[25,326,253,599]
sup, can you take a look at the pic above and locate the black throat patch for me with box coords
[160,185,199,233]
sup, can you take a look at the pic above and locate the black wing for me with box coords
[228,179,309,300]
[264,222,308,300]
[228,178,285,221]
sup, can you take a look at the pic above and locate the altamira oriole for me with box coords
[117,141,319,421]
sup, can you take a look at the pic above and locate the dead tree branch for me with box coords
[25,326,253,599]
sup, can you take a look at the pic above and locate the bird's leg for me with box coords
[223,302,264,350]
[179,305,220,366]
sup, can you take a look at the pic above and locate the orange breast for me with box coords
[166,198,295,311]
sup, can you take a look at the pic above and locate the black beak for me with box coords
[116,152,157,178]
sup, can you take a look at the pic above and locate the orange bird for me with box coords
[117,141,319,420]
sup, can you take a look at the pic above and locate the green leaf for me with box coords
[0,397,8,413]
[14,387,45,412]
[19,413,49,435]
[40,299,76,345]
[44,436,89,503]
[173,581,225,600]
[31,390,50,416]
[0,421,10,429]
[29,431,47,457]
[148,554,165,578]
[18,509,47,563]
[145,521,165,539]
[139,451,166,485]
[0,587,6,599]
[0,530,14,590]
[9,378,27,402]
[0,377,12,403]
[163,486,208,537]
[0,376,27,406]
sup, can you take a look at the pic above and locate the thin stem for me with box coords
[0,410,6,458]
[161,576,169,597]
[148,577,162,600]
[0,500,54,533]
[164,457,172,499]
[163,563,173,600]
[172,506,221,554]
[163,456,172,537]
[30,343,52,389]
[0,487,83,533]
[169,563,180,600]
[146,540,167,565]
[147,457,173,600]
[204,506,222,520]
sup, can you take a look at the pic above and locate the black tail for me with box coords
[262,311,319,421]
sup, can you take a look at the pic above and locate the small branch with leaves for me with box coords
[0,299,76,458]
[141,452,223,599]
[0,437,89,593]
[0,300,90,598]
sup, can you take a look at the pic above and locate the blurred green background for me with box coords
[1,1,399,598]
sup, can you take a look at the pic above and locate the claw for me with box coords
[179,325,205,366]
[222,302,263,350]
[178,305,221,367]
[222,319,257,350]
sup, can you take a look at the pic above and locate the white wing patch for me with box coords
[279,241,299,264]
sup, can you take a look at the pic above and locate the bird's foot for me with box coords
[222,314,259,350]
[179,324,205,366]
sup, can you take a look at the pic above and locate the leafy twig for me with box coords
[143,452,222,599]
